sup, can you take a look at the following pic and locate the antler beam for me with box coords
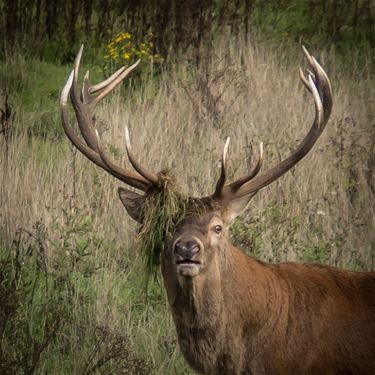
[60,45,160,192]
[214,46,332,200]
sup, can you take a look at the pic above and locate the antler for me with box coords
[60,45,159,192]
[214,46,333,200]
[61,46,332,204]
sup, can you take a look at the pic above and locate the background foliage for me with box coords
[1,0,374,64]
[0,1,374,374]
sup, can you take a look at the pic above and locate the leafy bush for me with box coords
[104,32,163,76]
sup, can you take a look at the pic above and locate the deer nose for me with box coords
[174,241,200,259]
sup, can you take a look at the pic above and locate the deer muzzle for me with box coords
[174,239,203,277]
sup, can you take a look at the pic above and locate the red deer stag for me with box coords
[60,46,375,374]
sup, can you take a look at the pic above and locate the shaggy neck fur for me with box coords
[161,241,283,374]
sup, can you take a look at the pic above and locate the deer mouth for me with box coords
[176,259,202,277]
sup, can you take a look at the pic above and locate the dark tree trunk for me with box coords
[69,0,79,44]
[83,0,92,35]
[46,0,57,40]
[5,0,19,49]
[156,0,170,56]
[35,0,42,39]
[244,0,252,42]
[97,0,110,38]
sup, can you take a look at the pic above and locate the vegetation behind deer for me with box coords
[0,36,374,373]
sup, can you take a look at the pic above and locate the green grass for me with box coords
[0,54,106,140]
[0,232,190,374]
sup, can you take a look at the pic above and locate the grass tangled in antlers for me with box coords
[137,172,205,283]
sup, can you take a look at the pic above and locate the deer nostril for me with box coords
[190,244,200,254]
[175,241,200,258]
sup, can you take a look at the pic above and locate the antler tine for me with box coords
[81,71,90,103]
[311,55,332,121]
[89,66,126,94]
[299,67,311,93]
[124,127,159,186]
[301,45,315,70]
[80,64,137,108]
[92,60,140,106]
[214,137,230,198]
[70,45,99,151]
[60,46,155,192]
[81,66,128,104]
[216,46,332,200]
[228,142,264,193]
[73,44,84,83]
[91,129,151,190]
[70,46,140,151]
[61,70,99,157]
[214,140,264,199]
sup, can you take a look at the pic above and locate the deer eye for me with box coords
[213,225,223,234]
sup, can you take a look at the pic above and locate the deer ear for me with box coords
[118,187,146,223]
[225,194,255,223]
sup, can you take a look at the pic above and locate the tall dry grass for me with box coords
[2,40,374,265]
[0,38,374,373]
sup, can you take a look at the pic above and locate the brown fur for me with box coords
[159,210,375,375]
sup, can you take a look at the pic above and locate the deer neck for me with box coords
[161,243,275,330]
[162,255,225,328]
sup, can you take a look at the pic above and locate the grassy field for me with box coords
[1,36,374,373]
